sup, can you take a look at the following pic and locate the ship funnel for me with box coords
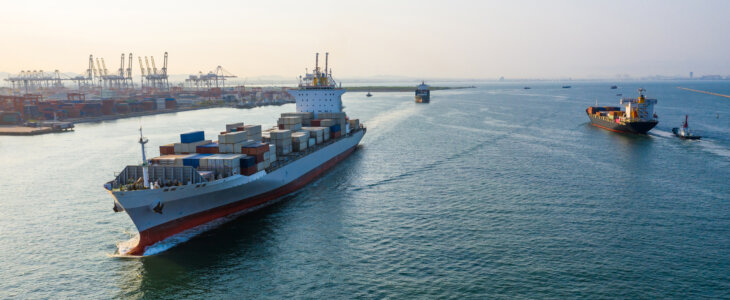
[315,53,319,73]
[325,52,329,76]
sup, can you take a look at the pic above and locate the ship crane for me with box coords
[144,57,152,76]
[126,53,134,88]
[151,56,158,75]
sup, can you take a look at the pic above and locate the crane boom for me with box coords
[119,54,125,77]
[138,56,145,76]
[144,57,152,75]
[101,58,108,76]
[95,58,104,78]
[126,53,133,79]
[87,55,95,80]
[162,52,168,75]
[150,57,158,75]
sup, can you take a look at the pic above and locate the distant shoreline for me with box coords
[343,86,475,92]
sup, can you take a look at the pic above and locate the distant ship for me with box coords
[562,85,571,89]
[415,81,430,103]
[611,85,618,89]
[672,115,701,140]
[523,87,531,89]
[586,88,658,134]
[366,90,372,97]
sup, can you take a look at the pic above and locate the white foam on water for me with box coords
[698,139,730,160]
[650,129,674,138]
[365,101,420,131]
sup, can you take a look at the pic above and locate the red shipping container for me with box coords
[196,146,219,154]
[241,144,269,156]
[236,126,245,131]
[159,144,175,155]
[310,120,321,126]
[255,153,264,163]
[331,131,341,139]
[278,124,285,129]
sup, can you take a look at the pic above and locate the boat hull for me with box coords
[113,129,365,255]
[587,113,657,134]
[415,95,430,103]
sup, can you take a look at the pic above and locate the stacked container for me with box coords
[240,155,257,175]
[330,124,341,139]
[225,122,244,132]
[243,125,263,141]
[218,131,250,153]
[159,144,175,155]
[281,112,314,126]
[348,119,359,130]
[196,142,220,154]
[291,132,309,152]
[277,116,302,131]
[301,127,325,144]
[175,131,212,154]
[317,112,347,130]
[270,129,292,155]
[150,154,194,166]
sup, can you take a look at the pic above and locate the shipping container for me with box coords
[240,155,256,168]
[226,122,244,132]
[180,131,205,143]
[159,144,175,155]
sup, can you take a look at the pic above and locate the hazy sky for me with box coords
[2,0,729,79]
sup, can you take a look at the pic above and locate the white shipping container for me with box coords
[226,122,244,132]
[270,129,292,140]
[309,138,316,147]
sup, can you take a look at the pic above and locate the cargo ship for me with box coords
[586,88,658,134]
[415,81,430,103]
[104,52,365,255]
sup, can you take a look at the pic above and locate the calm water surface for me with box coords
[1,81,729,298]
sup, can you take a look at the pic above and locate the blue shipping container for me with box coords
[330,124,341,133]
[180,131,205,143]
[240,156,256,168]
[198,142,219,148]
[182,154,211,168]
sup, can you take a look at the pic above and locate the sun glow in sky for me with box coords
[2,0,729,79]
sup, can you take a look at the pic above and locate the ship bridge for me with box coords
[288,52,345,117]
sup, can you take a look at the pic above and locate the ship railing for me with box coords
[109,165,205,191]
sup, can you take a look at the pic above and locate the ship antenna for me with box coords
[139,127,150,188]
[325,52,329,77]
[315,53,319,74]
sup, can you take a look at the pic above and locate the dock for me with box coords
[677,87,730,99]
[0,125,59,136]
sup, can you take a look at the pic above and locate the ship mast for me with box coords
[139,127,150,188]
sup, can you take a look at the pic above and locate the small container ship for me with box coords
[586,88,658,134]
[415,81,430,103]
[104,53,366,255]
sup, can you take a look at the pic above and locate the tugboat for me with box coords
[672,115,702,140]
[415,81,430,103]
[611,85,618,89]
[586,88,658,134]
